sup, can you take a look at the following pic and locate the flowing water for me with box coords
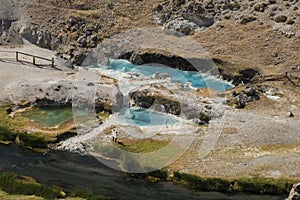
[90,59,234,91]
[0,144,284,200]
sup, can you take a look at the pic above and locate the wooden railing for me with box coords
[0,50,55,68]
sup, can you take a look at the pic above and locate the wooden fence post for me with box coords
[52,57,54,68]
[16,51,18,62]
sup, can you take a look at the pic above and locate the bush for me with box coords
[18,132,49,148]
[70,189,110,200]
[173,172,297,195]
[0,172,62,199]
[0,126,17,141]
[235,177,294,194]
[173,172,232,192]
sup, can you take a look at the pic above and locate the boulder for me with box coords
[77,36,87,47]
[154,1,215,35]
[228,86,260,108]
[288,112,294,117]
[286,183,300,200]
[240,16,257,25]
[129,90,156,109]
[163,17,201,35]
[274,15,288,23]
[243,87,256,96]
[68,17,79,26]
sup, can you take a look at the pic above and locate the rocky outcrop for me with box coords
[286,183,300,200]
[154,1,215,35]
[228,86,260,108]
[220,68,260,86]
[129,83,227,124]
[19,25,52,49]
[0,17,26,46]
[154,0,299,38]
[4,73,121,113]
[18,15,104,65]
[119,49,196,71]
[129,89,181,116]
[163,17,204,35]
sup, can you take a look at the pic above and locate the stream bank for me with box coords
[0,143,286,200]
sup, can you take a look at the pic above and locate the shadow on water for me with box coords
[0,144,284,200]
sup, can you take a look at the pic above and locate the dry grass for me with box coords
[0,190,43,200]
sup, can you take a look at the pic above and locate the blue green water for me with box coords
[93,59,233,91]
[19,106,74,127]
[118,108,178,126]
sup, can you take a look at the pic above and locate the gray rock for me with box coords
[243,87,256,96]
[73,50,89,66]
[274,15,288,23]
[240,16,257,25]
[253,3,267,12]
[286,183,300,200]
[77,36,87,47]
[68,17,78,26]
[163,17,201,35]
[154,1,215,35]
[228,86,260,108]
[192,118,206,125]
[153,72,171,80]
[183,14,214,28]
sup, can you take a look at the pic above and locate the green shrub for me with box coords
[18,132,49,148]
[235,177,294,194]
[0,172,62,199]
[0,126,17,141]
[70,189,110,200]
[173,172,297,195]
[173,172,232,192]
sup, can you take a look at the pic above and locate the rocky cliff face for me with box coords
[154,0,299,37]
[0,0,30,45]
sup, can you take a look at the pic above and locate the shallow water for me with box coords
[0,144,285,200]
[19,105,179,129]
[117,108,178,126]
[18,106,74,127]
